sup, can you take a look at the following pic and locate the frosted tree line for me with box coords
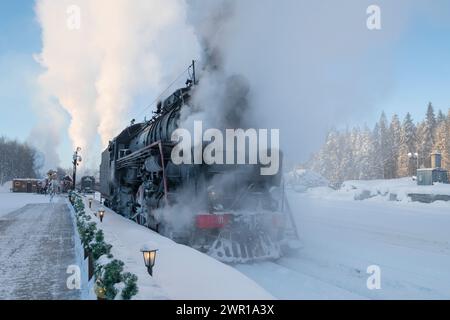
[310,103,450,185]
[0,137,41,185]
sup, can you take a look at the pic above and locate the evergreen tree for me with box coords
[418,103,436,168]
[389,114,402,178]
[397,113,417,177]
[339,129,354,181]
[437,109,446,125]
[312,129,341,184]
[426,102,437,137]
[371,123,384,179]
[0,137,39,185]
[359,125,376,180]
[433,109,450,169]
[308,104,448,183]
[377,112,391,178]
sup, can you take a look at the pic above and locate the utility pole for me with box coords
[72,147,82,191]
[192,60,196,85]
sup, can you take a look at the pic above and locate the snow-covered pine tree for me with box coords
[397,113,417,177]
[389,114,402,178]
[371,123,384,179]
[358,125,376,180]
[339,129,355,182]
[437,109,446,125]
[378,112,391,179]
[433,109,450,169]
[349,127,364,180]
[311,129,342,185]
[418,103,436,168]
[0,137,38,185]
[426,102,437,131]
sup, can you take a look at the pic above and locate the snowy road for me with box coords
[0,197,80,300]
[236,191,450,299]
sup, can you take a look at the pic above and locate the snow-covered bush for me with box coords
[121,272,138,300]
[90,230,113,260]
[69,191,138,300]
[96,259,124,300]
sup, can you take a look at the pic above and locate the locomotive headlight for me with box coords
[207,186,218,201]
[207,186,224,211]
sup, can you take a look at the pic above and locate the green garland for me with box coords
[69,191,139,300]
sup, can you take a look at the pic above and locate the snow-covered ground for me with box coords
[2,179,450,300]
[237,179,450,299]
[84,197,273,300]
[304,177,450,202]
[0,182,48,217]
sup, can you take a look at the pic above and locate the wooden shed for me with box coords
[12,179,39,193]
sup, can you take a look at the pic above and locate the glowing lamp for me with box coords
[98,208,105,222]
[141,247,158,276]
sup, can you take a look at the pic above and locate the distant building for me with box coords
[417,152,449,185]
[12,179,40,193]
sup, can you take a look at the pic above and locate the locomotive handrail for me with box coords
[115,140,170,206]
[115,141,172,169]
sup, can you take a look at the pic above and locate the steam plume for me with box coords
[35,0,199,168]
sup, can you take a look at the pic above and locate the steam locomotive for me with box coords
[80,176,96,194]
[99,66,298,263]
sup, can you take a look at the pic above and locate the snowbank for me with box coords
[82,197,274,300]
[0,181,12,193]
[305,177,450,203]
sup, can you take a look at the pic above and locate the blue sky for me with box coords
[369,13,450,124]
[1,1,450,169]
[0,0,41,139]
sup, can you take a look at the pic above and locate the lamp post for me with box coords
[89,198,93,209]
[141,248,158,276]
[72,147,82,191]
[408,152,419,176]
[98,207,105,222]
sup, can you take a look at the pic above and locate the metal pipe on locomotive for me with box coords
[99,62,298,263]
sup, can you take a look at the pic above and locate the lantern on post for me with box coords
[140,247,158,276]
[98,207,105,222]
[72,147,82,191]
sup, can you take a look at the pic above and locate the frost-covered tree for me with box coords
[388,114,402,178]
[0,137,39,185]
[358,125,376,180]
[433,109,450,169]
[339,129,355,181]
[377,112,391,178]
[417,103,436,168]
[370,123,384,179]
[397,113,417,177]
[437,109,446,125]
[308,104,446,183]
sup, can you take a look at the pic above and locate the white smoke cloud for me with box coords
[183,0,422,164]
[35,0,437,170]
[35,0,200,168]
[27,96,64,171]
